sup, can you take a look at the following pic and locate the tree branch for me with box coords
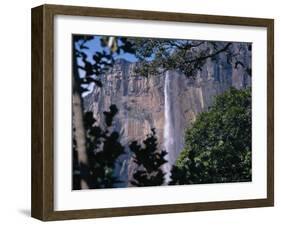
[187,42,232,64]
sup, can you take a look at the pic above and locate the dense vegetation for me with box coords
[169,88,252,185]
[73,105,125,189]
[130,129,167,187]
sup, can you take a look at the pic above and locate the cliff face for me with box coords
[83,45,251,186]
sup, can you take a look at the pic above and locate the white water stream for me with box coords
[163,71,180,183]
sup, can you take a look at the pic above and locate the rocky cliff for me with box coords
[83,44,251,186]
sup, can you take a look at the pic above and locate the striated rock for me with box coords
[83,44,251,186]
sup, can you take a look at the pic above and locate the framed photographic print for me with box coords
[31,4,274,221]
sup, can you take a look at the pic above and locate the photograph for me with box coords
[72,35,252,190]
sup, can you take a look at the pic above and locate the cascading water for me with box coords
[163,71,183,183]
[163,72,174,183]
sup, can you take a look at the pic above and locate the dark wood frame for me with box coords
[31,4,274,221]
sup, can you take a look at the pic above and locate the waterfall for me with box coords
[163,71,183,183]
[163,72,174,183]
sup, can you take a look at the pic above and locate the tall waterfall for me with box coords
[164,72,171,182]
[163,71,177,183]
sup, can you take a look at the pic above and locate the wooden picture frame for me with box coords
[31,4,274,221]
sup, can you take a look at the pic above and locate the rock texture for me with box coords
[83,43,251,186]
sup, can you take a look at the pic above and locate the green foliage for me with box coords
[73,105,126,189]
[130,40,238,77]
[130,129,167,187]
[170,88,252,185]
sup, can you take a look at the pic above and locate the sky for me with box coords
[81,35,139,63]
[75,35,141,96]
